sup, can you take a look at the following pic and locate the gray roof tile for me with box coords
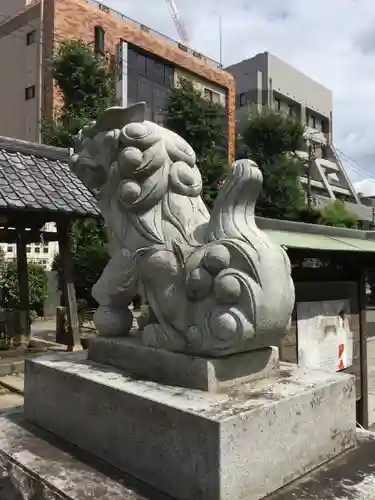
[0,140,99,217]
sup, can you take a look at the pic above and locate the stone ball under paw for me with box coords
[94,306,133,337]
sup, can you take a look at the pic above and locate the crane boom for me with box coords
[164,0,189,45]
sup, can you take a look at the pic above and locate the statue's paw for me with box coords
[94,306,133,337]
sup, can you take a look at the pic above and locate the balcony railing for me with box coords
[87,0,223,69]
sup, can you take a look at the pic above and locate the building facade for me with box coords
[226,52,360,205]
[0,0,235,161]
[0,222,59,270]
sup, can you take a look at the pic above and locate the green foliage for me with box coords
[241,107,305,166]
[53,218,109,307]
[240,108,306,220]
[164,78,228,208]
[42,39,115,148]
[0,261,48,318]
[256,155,306,220]
[318,200,358,229]
[43,39,111,301]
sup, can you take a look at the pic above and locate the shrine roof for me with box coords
[0,136,99,218]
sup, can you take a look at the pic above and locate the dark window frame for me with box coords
[239,93,246,107]
[25,85,36,100]
[26,29,36,46]
[204,88,220,103]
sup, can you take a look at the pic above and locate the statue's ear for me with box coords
[91,102,146,136]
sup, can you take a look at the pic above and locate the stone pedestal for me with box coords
[24,350,356,500]
[88,336,279,392]
[0,411,373,500]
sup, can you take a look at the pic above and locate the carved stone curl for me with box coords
[69,102,295,356]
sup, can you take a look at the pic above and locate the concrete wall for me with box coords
[267,53,332,118]
[0,0,29,19]
[226,51,332,119]
[0,4,40,141]
[174,68,227,107]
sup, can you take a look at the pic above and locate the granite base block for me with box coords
[24,352,356,500]
[0,410,170,500]
[0,411,372,500]
[88,336,279,391]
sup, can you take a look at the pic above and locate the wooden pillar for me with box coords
[16,230,30,347]
[57,219,81,351]
[358,265,369,429]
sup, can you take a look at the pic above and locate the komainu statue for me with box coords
[69,103,295,357]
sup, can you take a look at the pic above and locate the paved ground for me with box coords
[0,384,23,413]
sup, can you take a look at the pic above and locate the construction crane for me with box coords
[164,0,190,45]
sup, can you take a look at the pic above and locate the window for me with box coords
[311,115,316,129]
[147,59,166,86]
[34,246,40,253]
[288,104,293,116]
[239,93,246,107]
[6,246,13,253]
[26,246,31,253]
[26,30,36,46]
[43,245,49,253]
[275,98,281,111]
[164,66,174,86]
[204,88,221,104]
[25,85,36,100]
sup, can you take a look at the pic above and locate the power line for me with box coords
[336,148,375,184]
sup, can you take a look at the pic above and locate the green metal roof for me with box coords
[265,229,375,253]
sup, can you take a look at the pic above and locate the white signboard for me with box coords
[297,300,353,372]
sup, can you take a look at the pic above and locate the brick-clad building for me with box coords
[0,0,235,161]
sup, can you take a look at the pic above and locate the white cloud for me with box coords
[354,178,375,197]
[104,0,375,181]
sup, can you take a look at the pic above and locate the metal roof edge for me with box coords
[0,136,70,162]
[256,216,369,240]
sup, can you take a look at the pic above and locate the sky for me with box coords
[104,0,375,195]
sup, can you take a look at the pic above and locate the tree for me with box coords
[240,107,306,220]
[53,219,109,307]
[43,39,112,304]
[318,200,358,229]
[42,39,115,148]
[0,261,48,320]
[164,78,228,208]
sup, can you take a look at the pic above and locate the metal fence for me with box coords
[87,0,223,69]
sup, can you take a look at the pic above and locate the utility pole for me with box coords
[307,142,315,213]
[219,14,223,66]
[36,0,45,143]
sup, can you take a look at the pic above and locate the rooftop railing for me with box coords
[87,0,223,69]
